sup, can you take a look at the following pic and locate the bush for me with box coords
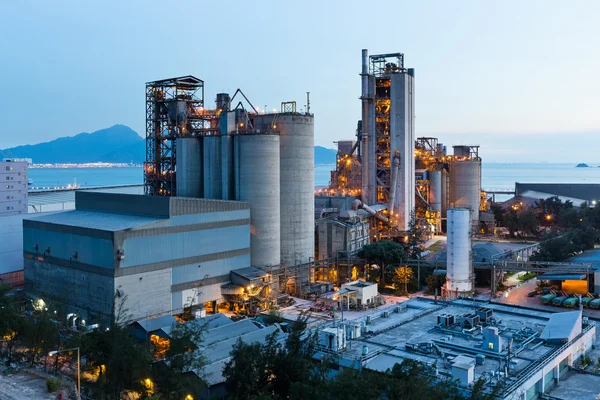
[46,378,62,393]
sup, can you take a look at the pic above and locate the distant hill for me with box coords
[0,125,145,164]
[314,146,336,165]
[0,125,338,165]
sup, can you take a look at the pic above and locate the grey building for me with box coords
[317,211,370,260]
[24,192,251,325]
[1,159,28,216]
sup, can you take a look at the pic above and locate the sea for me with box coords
[28,163,600,196]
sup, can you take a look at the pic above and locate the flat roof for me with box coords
[24,210,167,232]
[340,299,571,387]
[29,185,144,208]
[231,266,268,281]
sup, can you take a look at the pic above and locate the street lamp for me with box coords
[49,347,80,400]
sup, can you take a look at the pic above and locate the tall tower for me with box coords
[360,49,415,231]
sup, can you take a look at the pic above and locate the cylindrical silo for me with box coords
[234,134,281,267]
[449,160,481,225]
[446,208,472,298]
[429,170,442,213]
[277,114,315,267]
[203,135,222,199]
[252,113,315,268]
[176,137,202,197]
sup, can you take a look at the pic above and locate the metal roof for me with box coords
[202,319,259,346]
[231,266,268,281]
[25,210,167,232]
[201,325,281,364]
[132,314,177,334]
[540,311,582,342]
[537,273,587,281]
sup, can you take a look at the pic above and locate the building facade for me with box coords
[0,159,28,216]
[24,192,251,325]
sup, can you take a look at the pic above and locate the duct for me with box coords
[361,49,370,203]
[415,185,429,207]
[388,152,401,217]
[354,199,389,223]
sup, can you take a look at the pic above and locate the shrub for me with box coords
[46,378,62,392]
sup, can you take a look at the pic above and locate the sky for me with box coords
[1,0,599,162]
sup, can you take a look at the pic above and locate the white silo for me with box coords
[446,208,472,298]
[234,133,281,268]
[449,160,481,227]
[429,170,443,213]
[176,137,202,197]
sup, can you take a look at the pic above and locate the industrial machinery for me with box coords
[144,76,315,284]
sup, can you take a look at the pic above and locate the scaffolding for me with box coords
[144,76,218,196]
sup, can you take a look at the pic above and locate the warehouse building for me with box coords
[23,191,251,325]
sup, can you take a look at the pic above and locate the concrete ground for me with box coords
[491,278,600,320]
[0,370,67,400]
[547,371,600,400]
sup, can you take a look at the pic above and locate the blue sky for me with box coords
[1,1,598,162]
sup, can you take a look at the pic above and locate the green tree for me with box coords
[405,210,425,259]
[425,272,446,295]
[358,241,406,287]
[0,284,24,366]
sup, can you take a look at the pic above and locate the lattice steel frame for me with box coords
[144,76,217,196]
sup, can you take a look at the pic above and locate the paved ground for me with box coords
[0,370,64,400]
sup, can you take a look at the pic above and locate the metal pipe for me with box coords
[361,49,370,203]
[355,200,389,223]
[388,152,400,218]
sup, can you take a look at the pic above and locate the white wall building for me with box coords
[0,159,28,216]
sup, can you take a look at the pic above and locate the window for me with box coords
[5,166,9,171]
[488,343,494,350]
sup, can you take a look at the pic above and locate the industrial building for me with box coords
[23,191,254,325]
[143,76,314,288]
[1,158,29,216]
[314,298,597,400]
[321,50,489,264]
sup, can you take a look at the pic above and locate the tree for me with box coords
[0,284,24,366]
[393,266,413,293]
[425,273,445,295]
[358,241,406,287]
[405,210,425,259]
[153,319,208,400]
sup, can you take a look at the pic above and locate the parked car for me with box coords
[527,291,537,298]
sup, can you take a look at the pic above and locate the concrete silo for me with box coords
[203,136,223,199]
[234,134,281,267]
[446,208,472,298]
[449,160,481,227]
[176,137,202,198]
[252,112,315,267]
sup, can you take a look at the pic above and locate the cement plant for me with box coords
[2,49,600,400]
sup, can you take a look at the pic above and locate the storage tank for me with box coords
[449,160,481,224]
[234,134,281,267]
[429,170,442,213]
[203,135,222,199]
[253,113,315,268]
[277,114,315,267]
[176,137,202,197]
[446,208,472,297]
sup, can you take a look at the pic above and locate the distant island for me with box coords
[0,125,338,165]
[576,163,590,168]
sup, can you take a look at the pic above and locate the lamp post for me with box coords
[49,347,80,400]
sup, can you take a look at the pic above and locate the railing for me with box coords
[499,322,596,397]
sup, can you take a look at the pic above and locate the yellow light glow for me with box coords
[185,395,194,400]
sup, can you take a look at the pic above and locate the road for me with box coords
[0,370,62,400]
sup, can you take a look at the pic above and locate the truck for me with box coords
[562,296,579,308]
[541,291,557,305]
[581,293,595,307]
[551,292,569,306]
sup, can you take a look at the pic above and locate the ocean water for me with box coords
[28,163,600,192]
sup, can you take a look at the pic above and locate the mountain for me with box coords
[314,146,336,165]
[0,125,337,165]
[0,125,145,164]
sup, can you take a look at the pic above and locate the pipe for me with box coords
[361,50,370,203]
[388,152,401,218]
[355,199,389,223]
